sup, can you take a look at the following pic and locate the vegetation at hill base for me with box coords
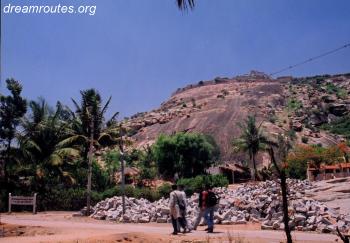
[1,73,350,212]
[286,144,345,179]
[177,174,229,196]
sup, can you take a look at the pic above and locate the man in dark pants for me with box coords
[204,186,218,233]
[193,186,207,230]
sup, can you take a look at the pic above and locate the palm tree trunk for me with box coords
[252,154,257,181]
[86,119,94,216]
[119,142,126,215]
[3,139,12,189]
[269,147,293,243]
[281,171,293,243]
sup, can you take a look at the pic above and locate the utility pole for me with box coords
[86,109,94,216]
[119,132,126,215]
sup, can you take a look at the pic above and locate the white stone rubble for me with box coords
[82,179,350,234]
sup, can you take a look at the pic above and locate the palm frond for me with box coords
[57,135,88,148]
[71,98,81,113]
[48,153,63,166]
[101,96,112,116]
[177,0,195,10]
[61,171,76,185]
[55,147,81,158]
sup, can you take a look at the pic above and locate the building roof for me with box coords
[308,163,350,170]
[218,163,245,173]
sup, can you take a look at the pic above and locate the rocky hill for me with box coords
[121,71,350,168]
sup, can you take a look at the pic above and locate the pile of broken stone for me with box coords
[83,179,350,234]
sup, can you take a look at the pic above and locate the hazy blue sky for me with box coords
[2,0,350,118]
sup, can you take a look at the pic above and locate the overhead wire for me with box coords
[269,43,350,76]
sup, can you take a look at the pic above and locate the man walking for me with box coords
[178,184,190,233]
[193,186,207,230]
[169,184,181,235]
[204,185,218,233]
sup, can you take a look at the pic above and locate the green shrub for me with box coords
[286,160,307,180]
[325,82,338,94]
[288,129,297,140]
[269,115,277,124]
[336,89,348,99]
[37,188,87,211]
[287,98,302,111]
[322,115,350,139]
[135,187,160,201]
[177,174,229,196]
[221,89,229,96]
[157,183,172,198]
[153,132,219,179]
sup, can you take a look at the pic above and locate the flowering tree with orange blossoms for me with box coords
[286,144,345,179]
[337,142,350,163]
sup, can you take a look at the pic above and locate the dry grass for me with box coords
[183,232,250,243]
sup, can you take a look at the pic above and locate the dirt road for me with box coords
[0,212,340,243]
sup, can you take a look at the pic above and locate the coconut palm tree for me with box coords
[233,115,268,181]
[58,89,119,214]
[177,0,195,10]
[17,99,80,192]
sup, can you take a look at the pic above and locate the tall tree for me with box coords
[17,99,79,192]
[153,132,219,179]
[0,79,27,185]
[268,134,294,243]
[233,115,268,181]
[60,89,119,215]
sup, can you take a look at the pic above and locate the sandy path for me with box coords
[0,212,341,243]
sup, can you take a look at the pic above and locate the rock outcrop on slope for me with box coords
[115,72,350,167]
[85,179,350,235]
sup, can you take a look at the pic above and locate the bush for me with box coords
[153,132,219,179]
[301,136,309,144]
[34,185,163,211]
[135,187,160,201]
[37,188,87,211]
[157,183,172,198]
[336,89,348,99]
[269,115,277,124]
[287,98,303,111]
[322,115,350,139]
[286,160,307,180]
[177,174,229,196]
[221,89,229,96]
